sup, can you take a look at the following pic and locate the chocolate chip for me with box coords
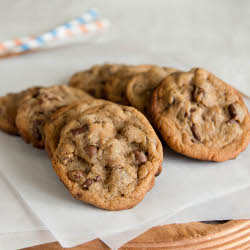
[76,193,82,198]
[32,120,43,140]
[190,108,196,113]
[228,104,237,119]
[82,178,94,189]
[68,170,84,181]
[134,150,148,165]
[184,112,188,118]
[71,124,88,136]
[84,145,97,158]
[193,87,205,102]
[96,175,101,182]
[88,89,96,96]
[191,124,201,141]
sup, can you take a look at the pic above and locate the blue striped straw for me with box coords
[0,9,99,54]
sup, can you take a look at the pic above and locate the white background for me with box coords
[0,0,250,95]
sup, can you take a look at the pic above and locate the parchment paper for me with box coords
[0,172,44,234]
[0,120,249,247]
[1,176,250,250]
[0,171,56,249]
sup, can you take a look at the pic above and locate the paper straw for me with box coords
[0,9,101,55]
[11,19,109,53]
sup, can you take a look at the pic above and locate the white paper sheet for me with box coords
[0,171,56,249]
[0,171,45,234]
[0,0,250,248]
[1,178,250,250]
[0,123,249,247]
[0,140,250,249]
[0,231,55,250]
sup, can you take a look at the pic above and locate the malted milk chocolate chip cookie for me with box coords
[151,68,250,162]
[126,66,178,113]
[0,87,41,135]
[16,85,92,149]
[104,65,152,105]
[52,103,163,210]
[44,99,163,177]
[69,64,124,98]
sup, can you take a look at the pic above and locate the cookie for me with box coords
[52,103,163,210]
[0,87,41,135]
[151,68,250,162]
[16,85,92,149]
[69,64,124,98]
[44,99,163,177]
[104,65,152,105]
[44,99,108,158]
[126,66,178,113]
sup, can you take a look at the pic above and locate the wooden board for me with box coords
[23,220,250,249]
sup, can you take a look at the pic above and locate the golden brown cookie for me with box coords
[69,64,124,98]
[104,65,152,105]
[44,99,163,177]
[16,85,92,149]
[0,87,41,135]
[151,68,250,162]
[52,103,163,210]
[126,66,178,113]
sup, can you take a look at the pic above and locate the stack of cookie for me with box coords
[0,64,249,210]
[0,76,163,210]
[70,64,250,162]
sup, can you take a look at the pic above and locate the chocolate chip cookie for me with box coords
[0,87,41,135]
[126,66,178,113]
[69,64,124,98]
[151,68,250,162]
[52,103,163,210]
[104,65,152,105]
[44,99,163,178]
[16,85,92,149]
